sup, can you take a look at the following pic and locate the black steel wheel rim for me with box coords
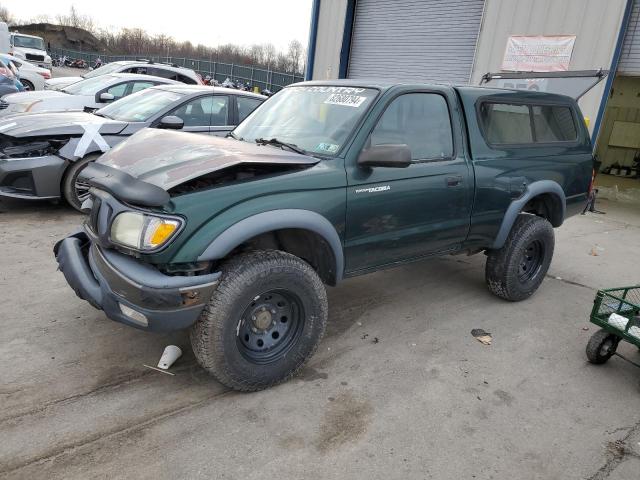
[236,290,304,364]
[599,338,615,357]
[518,239,544,283]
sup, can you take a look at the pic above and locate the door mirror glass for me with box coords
[158,115,184,130]
[358,144,412,168]
[99,92,115,102]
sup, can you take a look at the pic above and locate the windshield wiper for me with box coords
[255,137,306,155]
[92,111,111,119]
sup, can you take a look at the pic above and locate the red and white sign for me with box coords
[502,35,576,72]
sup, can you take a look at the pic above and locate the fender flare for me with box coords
[491,180,566,250]
[197,209,345,282]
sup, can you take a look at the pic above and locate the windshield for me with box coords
[84,62,126,79]
[233,86,378,155]
[12,35,45,50]
[97,88,183,122]
[63,75,118,96]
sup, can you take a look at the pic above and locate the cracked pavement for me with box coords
[1,197,639,479]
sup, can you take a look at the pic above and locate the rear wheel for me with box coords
[486,214,555,301]
[586,329,619,364]
[190,250,328,391]
[21,79,35,91]
[62,154,100,212]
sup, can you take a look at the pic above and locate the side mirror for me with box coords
[158,115,184,130]
[98,92,115,103]
[357,144,412,168]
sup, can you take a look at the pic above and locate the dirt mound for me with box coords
[12,23,107,52]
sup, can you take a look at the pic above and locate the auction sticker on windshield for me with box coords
[324,93,367,108]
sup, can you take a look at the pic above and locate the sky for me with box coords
[3,0,313,52]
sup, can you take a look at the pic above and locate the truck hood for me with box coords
[0,111,128,138]
[98,129,320,190]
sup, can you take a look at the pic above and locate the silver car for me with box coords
[0,85,265,210]
[45,60,203,91]
[0,73,180,116]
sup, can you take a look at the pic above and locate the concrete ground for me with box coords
[0,197,639,480]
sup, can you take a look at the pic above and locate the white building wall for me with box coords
[312,0,348,80]
[470,0,629,134]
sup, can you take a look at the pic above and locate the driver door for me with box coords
[344,89,472,273]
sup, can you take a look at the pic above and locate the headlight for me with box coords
[110,212,182,251]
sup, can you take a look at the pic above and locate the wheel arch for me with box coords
[491,180,566,249]
[197,209,344,285]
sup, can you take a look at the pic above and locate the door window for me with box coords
[237,96,263,123]
[369,93,453,161]
[106,82,128,99]
[130,81,156,94]
[172,95,229,127]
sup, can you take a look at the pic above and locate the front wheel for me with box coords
[485,214,555,301]
[191,250,328,391]
[62,154,100,212]
[21,79,35,91]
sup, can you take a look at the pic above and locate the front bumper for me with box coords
[54,231,221,332]
[0,155,67,200]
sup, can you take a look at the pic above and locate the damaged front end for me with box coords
[0,134,70,199]
[55,164,222,331]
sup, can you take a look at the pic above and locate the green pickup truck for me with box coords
[54,81,594,391]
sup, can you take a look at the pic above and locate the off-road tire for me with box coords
[190,250,328,391]
[485,214,555,301]
[586,329,618,364]
[62,154,100,212]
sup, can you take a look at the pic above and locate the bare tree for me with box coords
[286,39,304,74]
[0,3,15,24]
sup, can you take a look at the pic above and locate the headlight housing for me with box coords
[110,212,183,251]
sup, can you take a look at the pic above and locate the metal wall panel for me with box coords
[470,0,628,135]
[618,0,640,75]
[347,0,485,83]
[312,0,349,80]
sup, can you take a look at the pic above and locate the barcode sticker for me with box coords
[324,94,367,108]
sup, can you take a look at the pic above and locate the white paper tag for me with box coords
[324,94,367,108]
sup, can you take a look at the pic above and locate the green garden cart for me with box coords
[586,286,640,365]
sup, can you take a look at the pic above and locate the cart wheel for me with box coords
[586,329,619,364]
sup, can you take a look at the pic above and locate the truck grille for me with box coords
[0,102,8,110]
[25,54,45,62]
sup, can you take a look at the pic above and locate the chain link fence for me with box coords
[50,48,305,92]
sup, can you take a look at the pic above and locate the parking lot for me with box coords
[1,197,639,480]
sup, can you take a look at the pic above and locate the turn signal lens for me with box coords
[146,219,180,247]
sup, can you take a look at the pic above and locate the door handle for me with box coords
[446,175,463,187]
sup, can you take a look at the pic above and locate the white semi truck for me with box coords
[0,23,51,70]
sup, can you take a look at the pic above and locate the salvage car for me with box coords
[45,60,203,91]
[0,73,179,116]
[0,53,51,91]
[0,85,264,210]
[55,81,594,391]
